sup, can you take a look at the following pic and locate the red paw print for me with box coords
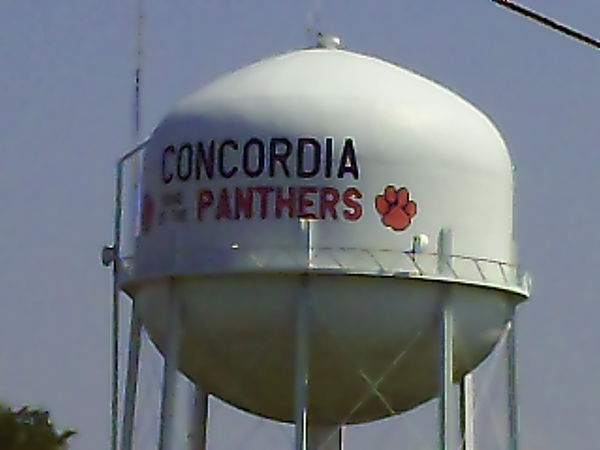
[375,186,417,231]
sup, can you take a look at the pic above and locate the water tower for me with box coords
[103,36,530,450]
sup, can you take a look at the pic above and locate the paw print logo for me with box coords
[375,186,417,231]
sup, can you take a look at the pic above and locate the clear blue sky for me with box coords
[0,1,598,449]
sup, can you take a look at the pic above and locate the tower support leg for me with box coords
[188,387,208,450]
[294,277,310,450]
[460,373,475,450]
[507,316,519,450]
[308,425,342,450]
[438,302,454,450]
[121,302,143,450]
[158,284,182,450]
[437,228,455,450]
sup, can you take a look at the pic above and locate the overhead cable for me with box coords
[491,0,599,49]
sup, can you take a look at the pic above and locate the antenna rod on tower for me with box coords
[491,0,600,49]
[134,0,144,140]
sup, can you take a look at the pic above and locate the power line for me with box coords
[491,0,600,49]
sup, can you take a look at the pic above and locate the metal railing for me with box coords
[117,245,531,296]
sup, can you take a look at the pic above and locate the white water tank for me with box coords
[121,46,529,424]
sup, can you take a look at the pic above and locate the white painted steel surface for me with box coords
[132,48,517,280]
[119,47,529,425]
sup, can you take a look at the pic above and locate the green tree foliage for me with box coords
[0,404,76,450]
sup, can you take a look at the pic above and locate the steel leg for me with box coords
[189,387,208,450]
[295,277,310,450]
[110,162,125,450]
[507,317,519,450]
[439,302,454,450]
[158,284,182,450]
[459,373,475,450]
[437,228,455,450]
[121,302,143,450]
